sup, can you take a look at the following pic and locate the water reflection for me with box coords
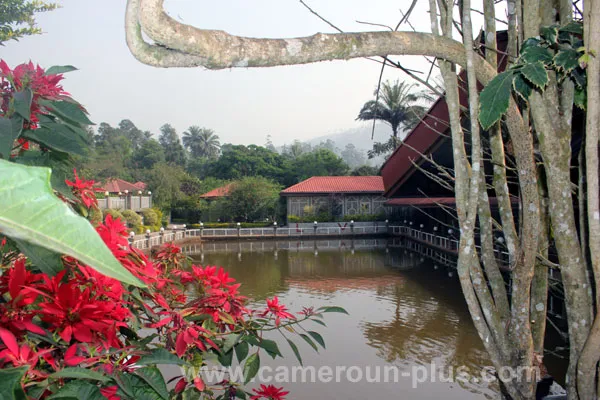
[185,239,498,399]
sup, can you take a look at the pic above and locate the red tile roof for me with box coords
[200,183,233,199]
[281,176,384,195]
[98,179,148,194]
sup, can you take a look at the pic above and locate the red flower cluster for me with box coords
[261,297,296,326]
[251,384,289,400]
[65,169,100,209]
[0,60,69,127]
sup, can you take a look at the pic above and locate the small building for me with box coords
[97,179,152,211]
[199,183,233,200]
[281,176,386,220]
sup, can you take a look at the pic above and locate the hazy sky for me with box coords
[3,1,487,146]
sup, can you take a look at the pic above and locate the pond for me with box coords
[185,239,499,399]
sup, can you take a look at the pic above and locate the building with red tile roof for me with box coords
[281,176,386,220]
[98,178,147,194]
[199,183,233,199]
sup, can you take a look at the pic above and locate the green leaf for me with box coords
[311,318,327,327]
[0,366,28,400]
[0,116,23,159]
[134,367,169,400]
[559,21,583,36]
[243,353,260,384]
[45,100,94,126]
[570,67,587,88]
[47,381,105,400]
[299,333,318,352]
[521,37,541,51]
[574,87,586,110]
[45,65,78,75]
[234,341,249,363]
[235,388,247,399]
[513,73,533,101]
[0,161,144,287]
[13,89,33,121]
[14,239,63,275]
[50,367,110,383]
[520,46,553,64]
[307,331,326,349]
[218,349,234,367]
[14,150,75,200]
[137,348,186,366]
[23,124,88,156]
[479,71,514,130]
[540,25,558,44]
[286,339,303,366]
[318,306,349,315]
[554,49,579,73]
[520,62,548,89]
[114,373,163,400]
[258,338,282,359]
[222,334,240,353]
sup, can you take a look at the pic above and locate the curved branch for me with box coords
[125,0,209,68]
[136,0,479,75]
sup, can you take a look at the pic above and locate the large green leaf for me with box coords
[44,100,94,126]
[13,89,33,121]
[318,306,349,314]
[47,381,105,400]
[520,46,553,65]
[234,341,249,363]
[559,21,583,36]
[258,338,282,359]
[137,348,186,366]
[23,123,88,156]
[45,65,78,76]
[0,367,28,400]
[554,49,579,73]
[133,367,169,400]
[243,353,260,384]
[14,150,75,200]
[520,62,548,89]
[50,367,110,383]
[513,73,532,101]
[0,116,23,159]
[0,160,144,286]
[299,333,318,352]
[14,239,63,276]
[478,71,514,130]
[307,331,326,349]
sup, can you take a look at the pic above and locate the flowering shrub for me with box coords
[0,171,343,399]
[0,60,346,399]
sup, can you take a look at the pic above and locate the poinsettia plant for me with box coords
[0,61,347,399]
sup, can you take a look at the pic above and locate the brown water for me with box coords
[186,239,500,399]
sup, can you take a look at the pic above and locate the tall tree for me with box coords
[118,119,150,150]
[182,126,220,159]
[158,123,186,167]
[125,2,600,398]
[340,143,366,168]
[292,148,349,180]
[357,80,430,147]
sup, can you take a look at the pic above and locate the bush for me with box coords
[102,208,124,222]
[141,208,159,226]
[121,210,143,232]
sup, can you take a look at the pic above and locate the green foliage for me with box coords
[0,0,58,44]
[291,148,349,180]
[141,208,159,226]
[102,208,124,222]
[182,126,220,159]
[122,210,142,232]
[478,21,587,128]
[0,160,142,286]
[0,366,28,399]
[88,207,103,226]
[222,177,282,222]
[351,165,379,176]
[158,123,186,167]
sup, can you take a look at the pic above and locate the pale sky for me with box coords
[2,1,490,146]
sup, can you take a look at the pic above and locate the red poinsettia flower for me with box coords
[100,385,120,400]
[250,384,289,400]
[0,328,52,370]
[66,169,99,209]
[260,297,295,326]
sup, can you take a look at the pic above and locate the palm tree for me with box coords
[182,126,221,159]
[356,80,431,147]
